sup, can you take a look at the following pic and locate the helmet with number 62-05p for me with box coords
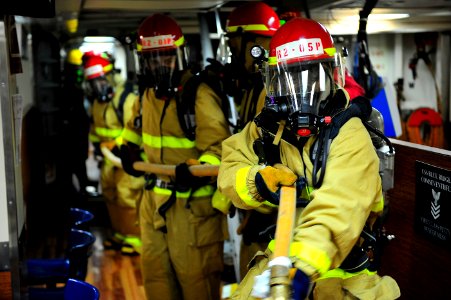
[137,14,187,99]
[265,17,344,137]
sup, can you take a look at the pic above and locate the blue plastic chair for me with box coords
[26,258,70,286]
[27,228,96,286]
[27,287,67,300]
[27,229,97,300]
[28,278,100,300]
[64,278,100,300]
[67,228,96,280]
[70,207,94,230]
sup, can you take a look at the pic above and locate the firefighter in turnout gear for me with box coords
[217,17,400,299]
[83,52,145,256]
[225,1,280,130]
[224,1,282,281]
[119,14,231,300]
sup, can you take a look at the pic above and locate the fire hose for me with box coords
[269,185,297,299]
[100,145,219,177]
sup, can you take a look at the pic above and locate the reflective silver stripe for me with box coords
[155,179,174,189]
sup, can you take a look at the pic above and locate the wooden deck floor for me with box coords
[85,227,146,300]
[84,226,237,300]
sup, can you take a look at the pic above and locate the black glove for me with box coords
[175,162,210,192]
[111,145,121,157]
[120,143,144,177]
[292,269,311,300]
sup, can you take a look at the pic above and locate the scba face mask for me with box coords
[265,60,338,137]
[143,49,183,100]
[89,76,114,103]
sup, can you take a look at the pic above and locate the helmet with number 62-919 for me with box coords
[265,17,344,137]
[137,13,187,99]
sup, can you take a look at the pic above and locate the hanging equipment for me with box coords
[408,33,442,114]
[353,0,383,100]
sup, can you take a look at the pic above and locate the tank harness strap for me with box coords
[133,73,153,130]
[237,75,264,131]
[310,96,372,188]
[177,68,236,141]
[113,80,135,127]
[177,74,200,141]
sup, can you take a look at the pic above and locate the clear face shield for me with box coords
[333,51,346,87]
[265,57,342,136]
[142,48,185,99]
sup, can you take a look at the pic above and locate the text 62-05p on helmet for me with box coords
[137,14,187,100]
[82,52,114,102]
[265,17,344,137]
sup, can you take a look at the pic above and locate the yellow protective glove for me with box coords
[258,164,297,192]
[255,164,297,204]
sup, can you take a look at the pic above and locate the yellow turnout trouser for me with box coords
[239,241,268,281]
[101,160,145,236]
[140,188,227,300]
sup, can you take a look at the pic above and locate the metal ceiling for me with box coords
[43,0,451,38]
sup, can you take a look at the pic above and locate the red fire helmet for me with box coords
[268,17,336,66]
[137,14,185,53]
[226,2,280,37]
[82,52,113,80]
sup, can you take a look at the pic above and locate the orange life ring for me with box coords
[406,107,444,148]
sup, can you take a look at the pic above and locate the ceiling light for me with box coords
[324,20,397,35]
[83,36,117,43]
[369,13,410,20]
[344,13,409,22]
